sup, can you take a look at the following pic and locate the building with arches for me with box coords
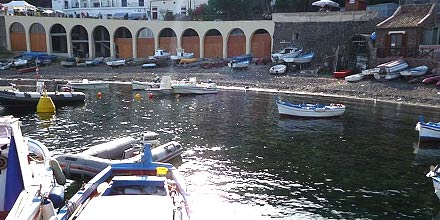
[3,16,273,59]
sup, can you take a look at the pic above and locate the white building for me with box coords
[52,0,208,20]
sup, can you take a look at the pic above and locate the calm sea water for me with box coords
[3,84,440,219]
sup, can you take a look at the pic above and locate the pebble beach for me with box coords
[1,62,440,108]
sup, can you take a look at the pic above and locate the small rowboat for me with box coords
[269,64,287,75]
[345,73,364,82]
[334,69,352,78]
[400,65,428,77]
[17,66,38,74]
[276,96,345,118]
[422,75,440,84]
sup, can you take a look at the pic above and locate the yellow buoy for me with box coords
[36,90,55,113]
[134,93,141,100]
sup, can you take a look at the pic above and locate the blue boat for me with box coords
[230,54,253,63]
[283,52,314,64]
[415,115,440,142]
[54,144,190,220]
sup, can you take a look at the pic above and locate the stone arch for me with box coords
[251,29,271,59]
[30,23,46,52]
[9,22,26,51]
[93,26,110,57]
[204,29,223,59]
[136,27,154,58]
[227,28,246,58]
[71,25,89,58]
[181,28,200,58]
[114,27,133,58]
[158,28,177,55]
[337,34,374,70]
[50,24,67,53]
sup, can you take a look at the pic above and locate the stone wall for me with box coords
[273,19,382,63]
[0,16,6,50]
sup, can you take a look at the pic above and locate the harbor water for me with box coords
[4,84,440,219]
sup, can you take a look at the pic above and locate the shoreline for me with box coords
[1,62,439,108]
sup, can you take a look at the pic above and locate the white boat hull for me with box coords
[269,65,287,74]
[131,81,160,90]
[345,73,364,82]
[277,102,345,117]
[172,83,218,94]
[416,122,440,141]
[68,81,109,90]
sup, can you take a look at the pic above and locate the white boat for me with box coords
[144,76,174,95]
[105,59,125,67]
[283,52,314,64]
[142,63,157,68]
[361,67,380,76]
[150,49,170,59]
[271,47,302,63]
[345,73,364,82]
[172,77,218,94]
[55,135,184,179]
[11,59,27,68]
[0,61,12,70]
[400,65,428,77]
[269,64,287,75]
[61,58,76,67]
[228,60,250,69]
[384,72,401,80]
[68,79,110,90]
[0,116,66,220]
[170,48,194,60]
[53,144,190,220]
[131,80,160,90]
[426,165,440,200]
[377,59,408,73]
[415,115,440,142]
[276,97,345,118]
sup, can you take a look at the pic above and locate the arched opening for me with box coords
[251,29,271,59]
[114,27,133,58]
[227,28,246,58]
[136,28,154,58]
[30,23,46,52]
[93,26,110,57]
[159,28,177,55]
[204,29,222,58]
[10,22,26,51]
[182,28,200,58]
[71,25,89,58]
[50,24,67,53]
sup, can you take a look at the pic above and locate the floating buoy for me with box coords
[134,93,141,100]
[36,90,55,113]
[96,92,102,99]
[148,93,154,99]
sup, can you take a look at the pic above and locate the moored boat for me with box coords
[0,82,86,107]
[334,69,353,78]
[172,77,218,94]
[0,116,66,220]
[276,96,345,118]
[53,144,190,220]
[269,64,287,75]
[345,73,364,82]
[228,60,250,69]
[55,135,184,179]
[422,75,440,84]
[283,52,314,64]
[68,79,110,90]
[131,80,160,90]
[400,65,428,77]
[105,59,125,67]
[416,115,440,142]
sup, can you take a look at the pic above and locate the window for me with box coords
[139,0,144,7]
[64,1,69,9]
[122,0,127,7]
[181,7,186,15]
[293,33,299,40]
[389,34,402,48]
[152,7,158,20]
[93,2,100,7]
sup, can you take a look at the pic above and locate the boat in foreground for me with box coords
[415,115,440,142]
[276,97,345,117]
[0,82,86,107]
[54,144,190,220]
[68,79,110,90]
[172,77,218,94]
[0,116,66,220]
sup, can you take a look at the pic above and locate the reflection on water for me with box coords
[4,85,440,219]
[413,141,440,166]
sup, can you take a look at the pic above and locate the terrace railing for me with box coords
[376,47,435,59]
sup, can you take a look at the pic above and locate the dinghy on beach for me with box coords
[269,64,287,75]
